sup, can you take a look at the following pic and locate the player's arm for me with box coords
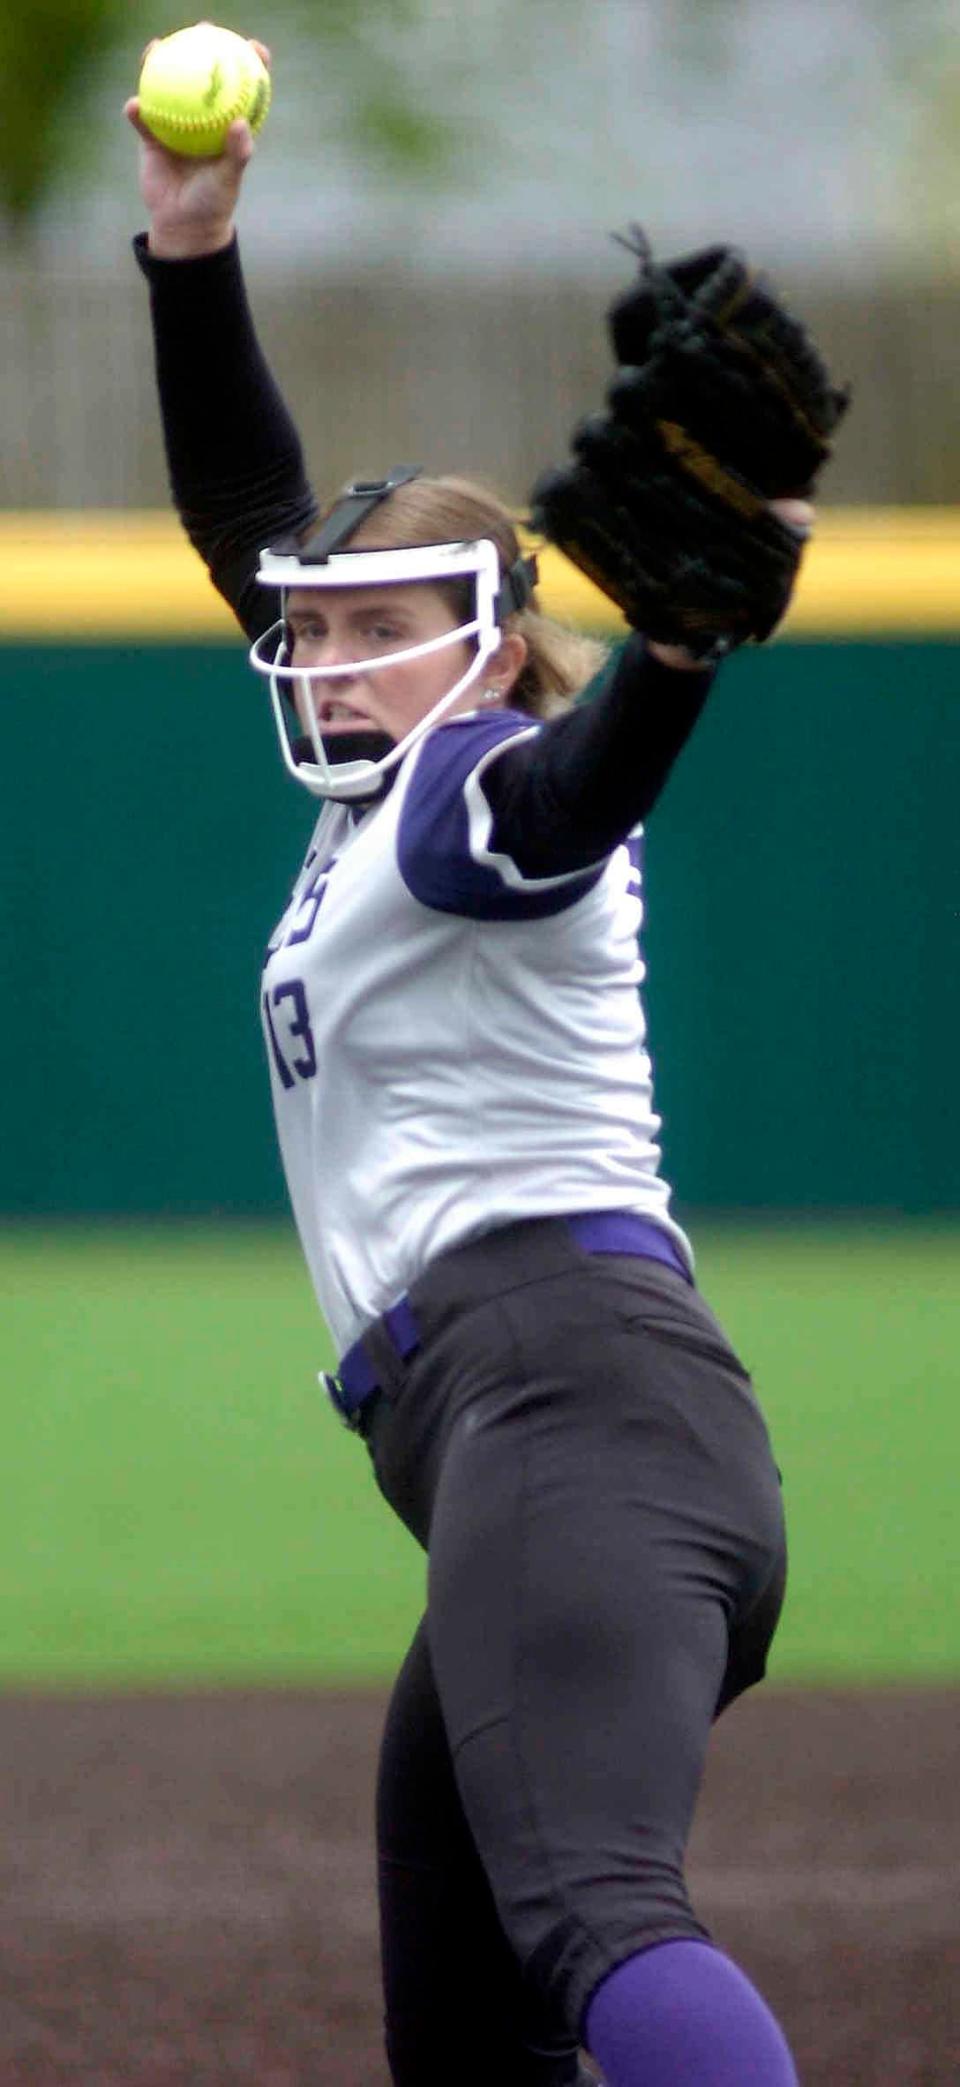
[479,637,716,877]
[394,653,713,917]
[480,486,812,878]
[126,64,317,639]
[133,230,317,638]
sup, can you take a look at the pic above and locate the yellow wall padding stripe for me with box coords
[1,508,958,639]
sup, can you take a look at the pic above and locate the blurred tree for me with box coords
[281,0,457,181]
[0,0,131,242]
[2,0,955,265]
[0,0,458,248]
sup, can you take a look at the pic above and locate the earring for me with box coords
[481,686,502,704]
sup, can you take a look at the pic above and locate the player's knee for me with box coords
[524,1894,710,2039]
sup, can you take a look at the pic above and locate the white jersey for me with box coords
[261,708,692,1355]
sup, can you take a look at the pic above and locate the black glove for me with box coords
[530,227,850,659]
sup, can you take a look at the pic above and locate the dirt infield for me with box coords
[0,1686,956,2086]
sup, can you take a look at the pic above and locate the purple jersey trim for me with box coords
[396,712,606,920]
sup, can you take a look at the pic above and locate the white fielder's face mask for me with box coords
[249,538,510,803]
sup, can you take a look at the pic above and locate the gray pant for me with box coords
[359,1218,787,2085]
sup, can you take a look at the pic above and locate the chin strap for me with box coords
[292,728,393,774]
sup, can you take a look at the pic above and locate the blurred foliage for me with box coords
[350,92,452,179]
[687,0,951,89]
[0,0,459,244]
[0,0,956,255]
[0,0,131,237]
[257,0,458,180]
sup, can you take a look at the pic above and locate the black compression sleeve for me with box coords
[133,233,317,636]
[481,636,716,875]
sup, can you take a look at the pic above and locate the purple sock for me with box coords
[585,1939,799,2087]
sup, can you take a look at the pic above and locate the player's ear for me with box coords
[491,630,528,698]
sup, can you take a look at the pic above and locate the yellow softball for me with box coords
[137,21,271,158]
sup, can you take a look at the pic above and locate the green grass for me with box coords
[695,1223,960,1682]
[0,1222,956,1688]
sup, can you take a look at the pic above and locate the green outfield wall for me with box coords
[3,631,956,1217]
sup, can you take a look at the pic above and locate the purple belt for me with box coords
[323,1211,690,1427]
